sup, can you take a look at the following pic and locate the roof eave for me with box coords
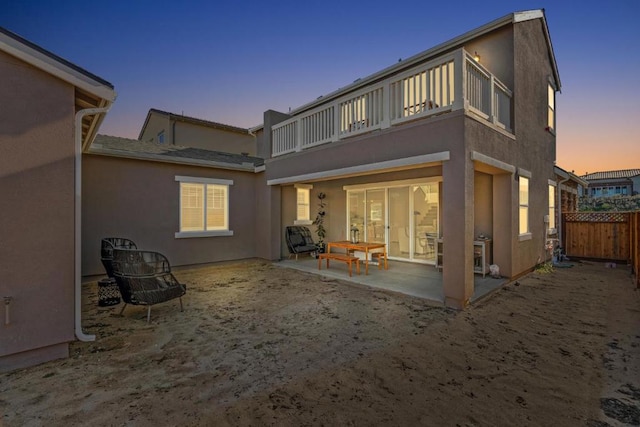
[0,27,116,102]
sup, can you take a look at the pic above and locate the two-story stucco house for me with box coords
[2,9,562,372]
[261,9,560,308]
[138,108,257,156]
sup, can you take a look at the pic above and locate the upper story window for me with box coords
[158,130,165,144]
[294,184,313,225]
[175,176,233,238]
[547,83,556,132]
[518,173,531,239]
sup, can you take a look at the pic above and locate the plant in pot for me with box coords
[312,192,327,255]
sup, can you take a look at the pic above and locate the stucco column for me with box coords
[442,154,475,309]
[492,173,513,278]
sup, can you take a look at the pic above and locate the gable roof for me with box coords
[582,169,640,181]
[0,26,116,147]
[90,134,264,171]
[138,108,251,140]
[287,9,558,117]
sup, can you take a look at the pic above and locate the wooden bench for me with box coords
[370,252,388,270]
[317,253,360,277]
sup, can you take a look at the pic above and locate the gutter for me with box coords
[74,106,111,342]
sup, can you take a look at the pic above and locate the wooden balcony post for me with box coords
[453,49,466,111]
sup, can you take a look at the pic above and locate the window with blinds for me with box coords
[519,176,529,235]
[176,176,233,237]
[294,184,313,225]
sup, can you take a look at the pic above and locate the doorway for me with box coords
[346,179,440,264]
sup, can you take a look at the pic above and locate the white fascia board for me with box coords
[513,10,544,22]
[0,32,116,102]
[267,152,450,186]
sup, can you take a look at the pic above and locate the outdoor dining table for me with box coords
[326,241,388,275]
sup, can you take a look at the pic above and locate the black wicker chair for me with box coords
[285,226,317,260]
[111,249,186,322]
[101,237,137,278]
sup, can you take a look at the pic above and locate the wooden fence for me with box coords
[563,211,640,288]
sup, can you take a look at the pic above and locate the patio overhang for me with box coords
[266,151,450,186]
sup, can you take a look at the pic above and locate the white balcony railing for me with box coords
[272,48,512,157]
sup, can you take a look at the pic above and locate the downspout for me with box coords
[75,106,111,341]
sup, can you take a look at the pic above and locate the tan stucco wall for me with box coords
[0,50,75,368]
[82,155,262,276]
[140,113,256,155]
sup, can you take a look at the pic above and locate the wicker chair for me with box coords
[100,237,137,278]
[285,226,317,260]
[111,249,186,322]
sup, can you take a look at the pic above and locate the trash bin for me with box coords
[98,278,121,306]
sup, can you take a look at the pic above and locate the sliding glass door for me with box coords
[346,180,440,264]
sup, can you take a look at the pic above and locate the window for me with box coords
[158,130,165,144]
[547,83,555,132]
[519,176,530,236]
[294,184,313,225]
[175,176,233,238]
[548,184,556,231]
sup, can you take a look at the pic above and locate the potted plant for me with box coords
[313,192,327,254]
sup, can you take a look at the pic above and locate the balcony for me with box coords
[272,48,512,157]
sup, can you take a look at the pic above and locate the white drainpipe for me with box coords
[75,107,110,341]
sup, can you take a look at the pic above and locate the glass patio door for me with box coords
[346,180,439,264]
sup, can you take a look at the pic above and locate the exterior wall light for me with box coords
[473,51,481,62]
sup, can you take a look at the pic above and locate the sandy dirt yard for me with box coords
[1,260,639,426]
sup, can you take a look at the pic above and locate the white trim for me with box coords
[255,165,266,173]
[267,152,450,185]
[175,230,234,238]
[294,183,313,190]
[294,220,313,226]
[175,176,234,185]
[470,151,516,173]
[513,10,544,22]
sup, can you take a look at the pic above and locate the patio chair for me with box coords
[111,248,186,322]
[100,237,137,278]
[285,226,317,260]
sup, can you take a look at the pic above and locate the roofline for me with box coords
[87,145,262,173]
[0,26,116,102]
[289,9,558,115]
[138,108,251,140]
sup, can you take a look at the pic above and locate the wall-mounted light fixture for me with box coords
[473,51,481,62]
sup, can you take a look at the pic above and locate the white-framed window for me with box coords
[547,82,555,132]
[294,184,313,225]
[158,130,165,144]
[519,173,530,238]
[175,176,233,238]
[548,183,556,232]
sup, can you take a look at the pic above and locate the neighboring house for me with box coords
[263,9,561,308]
[580,169,640,197]
[0,27,116,371]
[138,108,257,156]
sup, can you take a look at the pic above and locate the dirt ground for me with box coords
[1,260,639,426]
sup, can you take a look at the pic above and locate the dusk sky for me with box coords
[2,1,639,176]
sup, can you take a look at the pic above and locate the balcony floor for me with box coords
[277,256,508,305]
